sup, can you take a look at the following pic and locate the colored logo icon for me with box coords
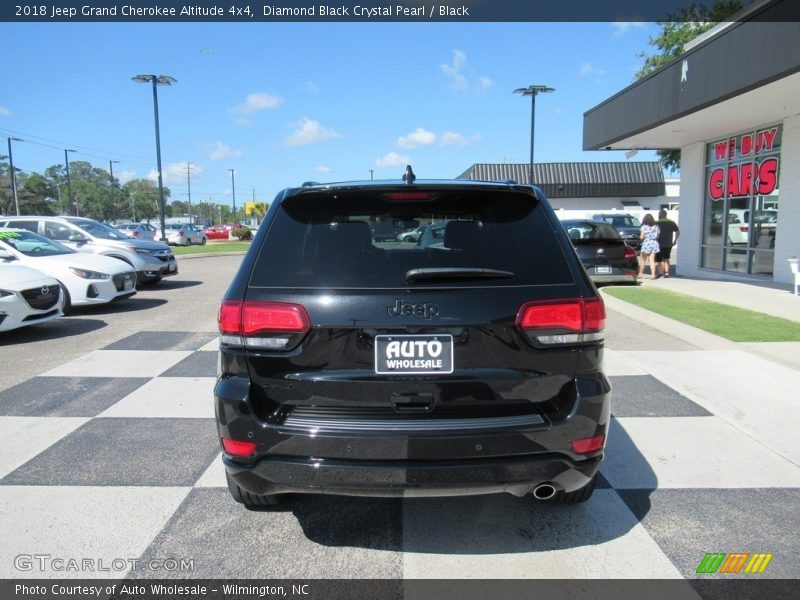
[696,552,773,574]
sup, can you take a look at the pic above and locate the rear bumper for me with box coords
[224,453,602,498]
[215,373,610,498]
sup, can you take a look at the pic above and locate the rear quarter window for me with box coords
[249,189,574,289]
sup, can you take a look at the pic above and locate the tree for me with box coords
[123,178,170,222]
[636,0,743,172]
[17,172,57,215]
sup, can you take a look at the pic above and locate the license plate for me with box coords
[595,265,612,275]
[124,279,134,290]
[168,262,177,272]
[375,334,454,375]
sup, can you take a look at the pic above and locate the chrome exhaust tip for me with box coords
[532,483,557,500]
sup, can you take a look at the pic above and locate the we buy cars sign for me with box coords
[708,126,779,200]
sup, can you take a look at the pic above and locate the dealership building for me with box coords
[583,0,799,284]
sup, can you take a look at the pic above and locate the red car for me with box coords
[204,226,229,240]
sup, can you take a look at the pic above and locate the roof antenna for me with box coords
[402,165,416,184]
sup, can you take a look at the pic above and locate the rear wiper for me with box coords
[405,267,514,283]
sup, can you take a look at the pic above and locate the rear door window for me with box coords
[250,189,573,289]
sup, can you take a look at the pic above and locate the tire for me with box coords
[201,237,207,245]
[545,474,597,505]
[226,472,281,508]
[58,283,72,315]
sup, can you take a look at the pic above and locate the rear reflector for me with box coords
[221,437,256,457]
[571,434,605,454]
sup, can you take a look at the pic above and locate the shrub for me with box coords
[231,226,252,241]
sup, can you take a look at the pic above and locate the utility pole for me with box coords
[7,137,22,215]
[187,162,192,223]
[229,168,236,224]
[109,160,120,222]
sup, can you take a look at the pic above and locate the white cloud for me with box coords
[147,162,203,185]
[208,141,242,160]
[0,106,11,117]
[283,118,341,147]
[397,128,436,149]
[579,62,607,79]
[315,165,332,173]
[118,170,136,183]
[375,152,412,168]
[303,81,319,94]
[612,21,646,38]
[440,50,492,93]
[440,131,480,147]
[234,117,253,127]
[229,92,283,115]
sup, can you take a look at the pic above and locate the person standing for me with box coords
[638,213,660,280]
[655,209,680,278]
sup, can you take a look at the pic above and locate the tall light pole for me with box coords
[513,84,555,185]
[186,162,192,223]
[64,149,77,216]
[229,168,236,224]
[7,137,22,215]
[109,160,120,222]
[132,74,176,241]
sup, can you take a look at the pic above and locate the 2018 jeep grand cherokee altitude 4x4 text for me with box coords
[215,170,610,507]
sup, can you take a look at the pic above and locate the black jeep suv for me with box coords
[216,170,610,507]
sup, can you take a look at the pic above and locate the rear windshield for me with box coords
[249,189,573,288]
[595,215,640,228]
[562,220,622,240]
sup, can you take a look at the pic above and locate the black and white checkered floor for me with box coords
[1,330,799,580]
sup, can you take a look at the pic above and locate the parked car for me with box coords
[204,226,229,240]
[415,223,447,248]
[114,222,157,241]
[591,213,642,249]
[164,223,207,246]
[397,225,425,243]
[0,228,136,312]
[561,219,639,285]
[0,216,177,285]
[216,169,609,508]
[0,264,63,332]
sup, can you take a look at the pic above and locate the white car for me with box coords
[164,223,207,246]
[0,264,64,332]
[114,222,157,241]
[0,228,136,312]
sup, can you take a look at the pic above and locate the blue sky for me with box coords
[0,21,658,206]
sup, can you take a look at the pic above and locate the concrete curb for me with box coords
[600,289,738,351]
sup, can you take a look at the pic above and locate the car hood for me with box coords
[16,252,133,275]
[0,264,60,289]
[101,238,171,252]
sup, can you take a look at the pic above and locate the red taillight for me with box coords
[623,245,637,259]
[515,297,605,333]
[221,437,256,457]
[571,434,605,454]
[178,230,185,236]
[218,300,311,336]
[382,192,436,201]
[740,226,748,232]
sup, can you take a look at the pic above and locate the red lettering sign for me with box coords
[707,158,779,200]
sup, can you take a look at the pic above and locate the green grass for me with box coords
[173,242,250,255]
[604,286,800,342]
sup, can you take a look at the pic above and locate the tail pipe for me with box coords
[532,482,557,501]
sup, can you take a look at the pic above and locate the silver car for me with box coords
[164,223,207,246]
[0,216,177,285]
[114,222,157,241]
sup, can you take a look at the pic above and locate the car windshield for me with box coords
[563,221,622,240]
[0,229,74,257]
[250,189,574,288]
[72,220,129,240]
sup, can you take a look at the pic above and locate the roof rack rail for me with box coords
[301,181,320,187]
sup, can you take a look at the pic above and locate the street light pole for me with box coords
[229,168,236,224]
[186,162,192,224]
[7,137,22,215]
[132,74,176,242]
[513,84,555,185]
[64,149,77,216]
[109,160,120,222]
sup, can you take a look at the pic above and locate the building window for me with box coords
[701,125,780,276]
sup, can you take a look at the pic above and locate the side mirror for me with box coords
[0,248,16,260]
[68,234,88,244]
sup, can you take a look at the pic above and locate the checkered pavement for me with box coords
[1,330,799,580]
